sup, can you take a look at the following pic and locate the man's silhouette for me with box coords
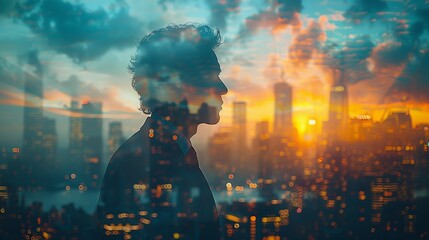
[97,24,228,239]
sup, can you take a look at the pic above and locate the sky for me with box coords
[1,0,429,149]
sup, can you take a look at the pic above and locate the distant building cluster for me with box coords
[68,100,103,189]
[205,64,429,239]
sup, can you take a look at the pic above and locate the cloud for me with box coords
[370,7,429,103]
[288,19,326,66]
[238,0,303,38]
[158,0,242,31]
[263,53,283,82]
[49,75,135,112]
[225,76,269,102]
[383,49,429,103]
[279,16,337,84]
[371,41,412,69]
[344,0,387,24]
[52,75,97,98]
[25,50,43,77]
[329,13,345,22]
[220,63,268,101]
[415,8,429,27]
[206,0,242,30]
[0,57,24,87]
[333,35,374,83]
[15,0,143,63]
[0,51,44,91]
[0,88,26,107]
[0,0,18,17]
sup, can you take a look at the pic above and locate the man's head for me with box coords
[129,24,228,124]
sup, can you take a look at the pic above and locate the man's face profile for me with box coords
[182,49,228,124]
[130,24,228,125]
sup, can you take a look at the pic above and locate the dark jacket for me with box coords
[97,117,222,239]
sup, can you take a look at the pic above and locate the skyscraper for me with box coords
[273,82,293,137]
[22,51,44,188]
[232,101,247,172]
[81,101,103,188]
[272,82,297,181]
[42,117,57,164]
[108,121,125,157]
[69,100,83,164]
[327,60,349,139]
[0,147,20,210]
[383,111,412,135]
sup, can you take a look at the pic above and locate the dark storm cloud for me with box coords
[341,36,374,83]
[365,4,429,103]
[344,0,387,23]
[288,20,325,66]
[325,35,374,83]
[238,0,303,38]
[372,41,413,69]
[277,0,302,19]
[370,17,420,70]
[412,8,429,39]
[415,8,429,27]
[369,9,425,70]
[15,0,142,63]
[409,21,425,40]
[0,0,18,16]
[384,50,429,103]
[378,6,429,103]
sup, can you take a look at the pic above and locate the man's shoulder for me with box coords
[113,129,147,159]
[106,129,150,172]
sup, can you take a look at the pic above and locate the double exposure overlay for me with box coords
[1,0,429,239]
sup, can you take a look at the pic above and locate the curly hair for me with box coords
[129,24,222,96]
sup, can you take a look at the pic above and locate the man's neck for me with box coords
[149,114,198,139]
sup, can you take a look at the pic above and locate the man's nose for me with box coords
[216,80,228,95]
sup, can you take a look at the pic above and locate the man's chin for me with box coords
[202,114,220,125]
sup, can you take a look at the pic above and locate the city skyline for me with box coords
[1,0,429,239]
[2,58,428,152]
[1,62,429,238]
[2,0,429,147]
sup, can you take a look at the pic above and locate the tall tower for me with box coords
[272,82,297,180]
[108,121,125,157]
[22,51,44,188]
[232,102,247,172]
[327,58,349,136]
[81,101,103,188]
[69,100,83,164]
[42,117,57,164]
[273,82,293,137]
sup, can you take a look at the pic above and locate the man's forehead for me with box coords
[211,61,221,72]
[202,50,221,72]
